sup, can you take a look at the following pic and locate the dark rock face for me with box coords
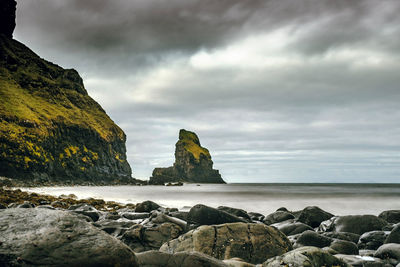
[149,129,225,184]
[297,206,334,228]
[374,243,400,262]
[330,239,359,255]
[187,204,247,226]
[319,215,387,235]
[218,206,252,221]
[358,231,390,250]
[263,211,294,225]
[160,222,292,264]
[135,200,161,213]
[295,230,332,248]
[0,35,136,185]
[0,0,16,38]
[0,208,138,266]
[386,225,400,244]
[271,220,314,236]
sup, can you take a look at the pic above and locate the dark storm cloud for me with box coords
[13,0,400,182]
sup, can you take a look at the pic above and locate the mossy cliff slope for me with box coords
[150,129,225,184]
[0,0,134,184]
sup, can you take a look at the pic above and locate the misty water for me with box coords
[22,183,400,216]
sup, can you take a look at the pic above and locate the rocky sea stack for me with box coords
[0,0,137,185]
[150,129,225,184]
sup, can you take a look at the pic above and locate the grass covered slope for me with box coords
[0,35,133,184]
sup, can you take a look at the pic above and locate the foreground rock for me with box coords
[136,250,228,267]
[160,222,292,264]
[262,246,349,267]
[319,215,387,235]
[149,129,225,184]
[0,208,138,266]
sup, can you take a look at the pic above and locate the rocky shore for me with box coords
[0,188,399,266]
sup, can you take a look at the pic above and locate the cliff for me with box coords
[150,129,225,184]
[0,0,137,185]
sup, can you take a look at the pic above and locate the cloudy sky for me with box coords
[14,0,400,183]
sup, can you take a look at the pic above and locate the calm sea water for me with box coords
[21,183,400,216]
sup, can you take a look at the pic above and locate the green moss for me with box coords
[178,130,211,161]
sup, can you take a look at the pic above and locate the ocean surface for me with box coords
[21,183,400,216]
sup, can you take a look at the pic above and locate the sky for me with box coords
[13,0,400,183]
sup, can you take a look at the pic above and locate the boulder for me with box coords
[271,220,313,236]
[319,215,387,235]
[135,200,161,212]
[136,250,228,267]
[0,208,138,266]
[330,239,359,255]
[386,225,400,244]
[262,246,349,267]
[187,204,246,226]
[94,219,139,236]
[334,254,386,267]
[379,210,400,224]
[121,212,150,220]
[68,203,101,222]
[160,222,292,264]
[248,212,265,222]
[218,206,252,221]
[374,243,400,261]
[121,222,183,252]
[358,231,390,250]
[263,211,294,225]
[297,206,334,228]
[294,230,332,248]
[321,231,360,243]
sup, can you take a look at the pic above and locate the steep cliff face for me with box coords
[0,0,135,184]
[0,0,16,38]
[150,129,225,184]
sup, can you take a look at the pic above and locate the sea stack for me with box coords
[150,129,225,184]
[0,0,135,185]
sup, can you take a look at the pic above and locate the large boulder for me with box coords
[187,204,246,226]
[121,223,183,252]
[0,0,16,38]
[135,200,161,212]
[319,215,387,235]
[263,211,294,225]
[262,246,349,267]
[271,220,313,236]
[160,222,292,264]
[379,210,400,224]
[386,225,400,244]
[374,243,400,262]
[294,230,332,248]
[297,206,334,228]
[0,208,138,266]
[330,239,359,255]
[136,250,228,267]
[358,231,390,250]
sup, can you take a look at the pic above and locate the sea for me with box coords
[21,183,400,216]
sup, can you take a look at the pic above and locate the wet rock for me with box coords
[263,211,294,225]
[379,210,400,224]
[271,220,313,236]
[169,211,189,221]
[17,201,35,208]
[0,208,138,266]
[262,246,349,267]
[330,239,359,255]
[68,203,101,222]
[321,231,360,243]
[160,222,292,264]
[136,250,228,267]
[319,215,387,235]
[94,219,138,236]
[248,212,265,222]
[297,206,334,228]
[335,254,386,267]
[121,223,183,252]
[121,212,150,220]
[218,206,252,221]
[294,230,332,248]
[386,225,400,244]
[135,200,161,212]
[187,204,246,226]
[359,231,390,250]
[374,243,400,262]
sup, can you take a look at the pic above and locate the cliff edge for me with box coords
[0,0,137,185]
[149,129,225,184]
